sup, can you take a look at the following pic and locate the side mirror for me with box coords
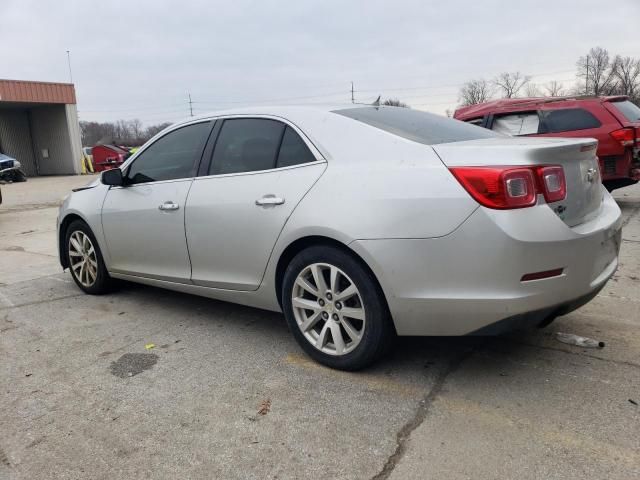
[101,168,124,186]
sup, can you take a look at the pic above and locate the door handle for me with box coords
[158,201,180,211]
[255,194,285,206]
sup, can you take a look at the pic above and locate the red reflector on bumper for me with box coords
[521,268,564,282]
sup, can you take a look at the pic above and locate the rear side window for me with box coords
[277,126,316,168]
[491,112,540,136]
[333,106,499,145]
[210,119,284,175]
[541,108,601,132]
[210,119,316,175]
[611,100,640,122]
[127,122,210,184]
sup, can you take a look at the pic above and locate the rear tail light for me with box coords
[610,127,635,147]
[449,165,567,210]
[538,166,566,203]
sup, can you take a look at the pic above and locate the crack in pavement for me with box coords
[512,339,640,369]
[0,293,85,311]
[0,202,61,215]
[371,347,476,480]
[620,204,640,228]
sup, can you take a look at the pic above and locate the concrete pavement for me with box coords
[0,176,638,479]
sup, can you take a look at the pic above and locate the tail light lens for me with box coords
[450,165,566,210]
[610,128,635,147]
[449,167,537,209]
[538,166,566,203]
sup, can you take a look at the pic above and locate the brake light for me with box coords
[537,166,566,203]
[449,167,537,209]
[610,128,635,147]
[449,165,567,209]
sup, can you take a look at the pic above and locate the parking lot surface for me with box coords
[1,176,639,479]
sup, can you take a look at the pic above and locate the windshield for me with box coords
[333,106,501,145]
[611,100,640,122]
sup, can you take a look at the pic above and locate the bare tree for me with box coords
[144,122,172,139]
[524,83,541,97]
[493,72,531,98]
[611,55,640,102]
[543,80,565,97]
[458,79,494,106]
[382,98,409,108]
[576,47,617,96]
[80,120,172,147]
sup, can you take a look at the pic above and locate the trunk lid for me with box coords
[433,137,603,227]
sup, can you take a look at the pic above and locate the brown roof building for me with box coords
[0,79,82,176]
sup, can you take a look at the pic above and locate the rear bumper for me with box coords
[468,280,606,335]
[350,189,622,336]
[600,151,640,183]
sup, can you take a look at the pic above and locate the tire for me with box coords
[12,170,27,182]
[282,245,394,370]
[64,220,113,294]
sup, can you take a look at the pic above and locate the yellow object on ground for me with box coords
[80,154,94,174]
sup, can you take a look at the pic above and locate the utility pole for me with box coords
[585,56,589,95]
[66,50,73,83]
[188,93,193,116]
[351,81,355,104]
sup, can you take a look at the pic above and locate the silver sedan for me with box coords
[57,106,622,370]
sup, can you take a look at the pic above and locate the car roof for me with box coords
[172,103,388,126]
[172,104,361,126]
[455,95,630,118]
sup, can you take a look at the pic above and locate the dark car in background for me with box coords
[454,96,640,191]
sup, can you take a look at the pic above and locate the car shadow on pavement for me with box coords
[114,280,546,378]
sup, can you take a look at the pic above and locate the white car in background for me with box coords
[57,105,622,370]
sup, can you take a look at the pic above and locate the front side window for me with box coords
[210,119,315,175]
[127,122,210,184]
[466,117,485,126]
[540,108,601,132]
[491,112,540,136]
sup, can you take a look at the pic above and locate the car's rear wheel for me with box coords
[282,245,393,370]
[65,220,113,294]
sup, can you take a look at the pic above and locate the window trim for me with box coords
[117,119,214,187]
[198,114,326,179]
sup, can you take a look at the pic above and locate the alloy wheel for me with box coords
[291,263,366,356]
[68,230,98,287]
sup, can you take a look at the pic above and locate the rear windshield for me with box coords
[611,100,640,122]
[333,106,500,145]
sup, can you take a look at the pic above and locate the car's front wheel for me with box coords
[65,220,113,294]
[282,245,394,370]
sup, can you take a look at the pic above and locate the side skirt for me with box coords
[109,272,282,313]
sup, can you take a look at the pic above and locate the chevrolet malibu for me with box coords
[58,106,622,370]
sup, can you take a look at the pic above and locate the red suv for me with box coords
[454,96,640,191]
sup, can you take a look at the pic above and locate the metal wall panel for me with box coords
[30,105,78,175]
[65,104,82,174]
[0,109,38,176]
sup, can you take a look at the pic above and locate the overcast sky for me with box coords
[1,0,638,125]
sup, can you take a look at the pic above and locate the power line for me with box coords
[77,65,589,122]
